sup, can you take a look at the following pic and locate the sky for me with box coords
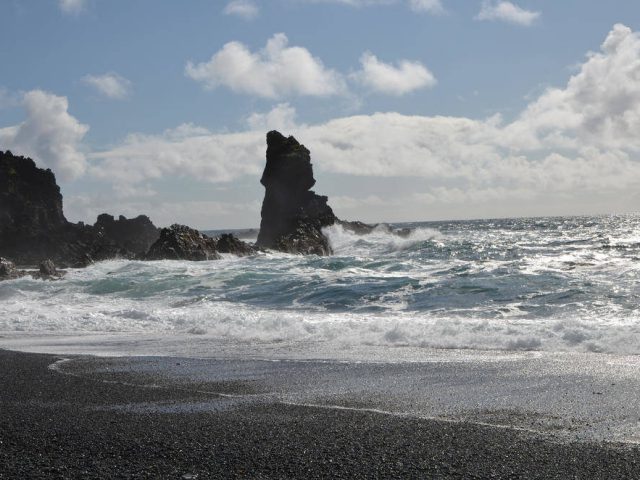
[1,0,640,229]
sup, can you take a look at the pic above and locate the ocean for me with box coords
[1,214,639,359]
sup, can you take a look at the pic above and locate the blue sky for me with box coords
[2,1,640,228]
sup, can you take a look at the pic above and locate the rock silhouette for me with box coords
[256,131,336,255]
[146,224,221,261]
[0,150,158,267]
[94,214,159,256]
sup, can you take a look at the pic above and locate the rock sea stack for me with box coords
[256,131,337,255]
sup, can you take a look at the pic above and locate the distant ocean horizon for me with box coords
[2,214,639,360]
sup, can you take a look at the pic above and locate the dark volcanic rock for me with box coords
[0,152,67,237]
[32,259,65,280]
[0,151,71,263]
[94,214,159,256]
[215,233,256,256]
[0,151,158,266]
[146,224,220,261]
[0,257,25,280]
[256,131,336,255]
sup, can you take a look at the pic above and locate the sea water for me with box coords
[1,214,640,359]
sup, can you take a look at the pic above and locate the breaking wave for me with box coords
[2,215,640,358]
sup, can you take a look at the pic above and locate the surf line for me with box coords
[47,356,273,401]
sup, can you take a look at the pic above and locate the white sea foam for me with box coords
[2,216,640,359]
[1,259,640,358]
[324,223,443,256]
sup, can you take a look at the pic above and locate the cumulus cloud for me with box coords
[476,1,540,26]
[91,24,640,220]
[503,24,640,151]
[407,0,444,14]
[223,0,259,19]
[89,128,264,185]
[58,0,87,15]
[0,90,89,180]
[352,52,437,95]
[82,73,132,100]
[246,103,300,132]
[185,33,346,98]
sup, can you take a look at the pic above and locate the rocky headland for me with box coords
[0,150,160,268]
[0,150,252,274]
[0,130,406,277]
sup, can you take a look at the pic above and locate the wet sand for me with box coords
[1,348,640,479]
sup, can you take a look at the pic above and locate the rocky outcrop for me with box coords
[146,224,221,261]
[94,214,159,256]
[256,131,336,255]
[33,259,65,280]
[0,151,159,267]
[0,257,65,281]
[0,257,24,280]
[216,233,256,256]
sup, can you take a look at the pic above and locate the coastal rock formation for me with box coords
[0,151,159,266]
[0,151,69,263]
[94,214,159,256]
[0,257,65,281]
[256,131,336,255]
[32,259,65,280]
[215,233,256,256]
[146,224,221,261]
[0,257,24,280]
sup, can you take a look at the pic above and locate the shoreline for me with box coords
[2,348,640,478]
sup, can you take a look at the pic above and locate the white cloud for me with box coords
[503,24,640,152]
[476,1,540,26]
[352,52,437,95]
[90,24,640,222]
[408,0,444,14]
[185,33,346,99]
[58,0,87,15]
[82,73,132,100]
[223,0,259,20]
[0,90,89,180]
[246,103,300,132]
[89,129,264,185]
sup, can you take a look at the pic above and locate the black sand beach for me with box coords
[1,349,640,479]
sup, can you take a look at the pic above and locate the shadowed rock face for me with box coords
[94,214,159,256]
[0,151,158,266]
[256,131,336,255]
[0,151,67,244]
[216,233,256,256]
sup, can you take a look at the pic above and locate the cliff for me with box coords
[0,151,159,266]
